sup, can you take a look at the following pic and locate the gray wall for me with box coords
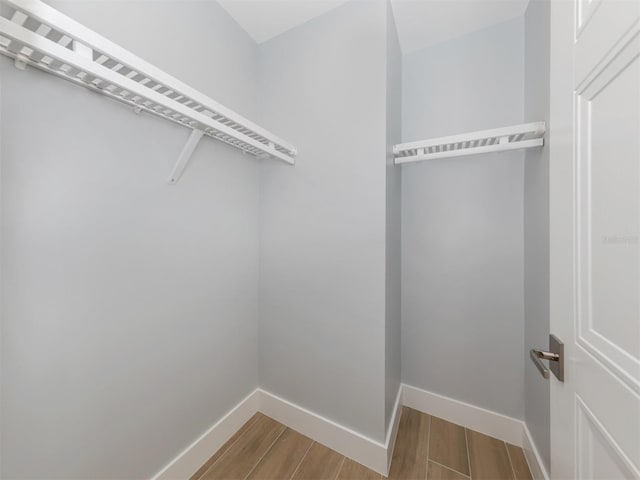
[401,18,526,420]
[257,0,389,442]
[0,1,261,478]
[0,2,543,476]
[385,0,402,432]
[524,0,551,470]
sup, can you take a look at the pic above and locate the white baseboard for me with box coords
[151,389,260,480]
[151,387,401,479]
[401,384,523,446]
[151,384,548,480]
[385,386,403,471]
[258,389,389,475]
[522,424,550,480]
[401,383,548,479]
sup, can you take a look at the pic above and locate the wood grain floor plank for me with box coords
[190,413,262,480]
[199,414,285,480]
[291,442,345,480]
[192,410,527,480]
[506,444,533,480]
[427,461,470,480]
[388,407,430,479]
[428,417,470,476]
[466,429,514,480]
[246,428,313,480]
[336,458,381,480]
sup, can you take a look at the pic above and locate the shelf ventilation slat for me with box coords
[393,122,545,165]
[0,0,297,183]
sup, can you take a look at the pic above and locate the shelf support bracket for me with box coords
[14,53,27,70]
[168,129,204,185]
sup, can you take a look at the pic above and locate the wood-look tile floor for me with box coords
[191,407,533,480]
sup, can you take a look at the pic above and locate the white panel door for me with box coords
[550,0,640,479]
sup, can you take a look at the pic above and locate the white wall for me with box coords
[385,0,402,431]
[257,0,390,443]
[401,18,526,420]
[0,2,261,478]
[524,0,551,469]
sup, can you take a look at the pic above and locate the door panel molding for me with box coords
[575,32,640,392]
[576,394,640,478]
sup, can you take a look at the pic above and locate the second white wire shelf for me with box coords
[394,122,546,165]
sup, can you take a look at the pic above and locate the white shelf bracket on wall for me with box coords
[168,130,204,185]
[13,51,26,69]
[0,0,297,183]
[394,122,546,165]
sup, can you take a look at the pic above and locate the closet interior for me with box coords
[0,0,553,479]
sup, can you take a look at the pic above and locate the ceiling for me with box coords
[218,0,530,54]
[217,0,349,44]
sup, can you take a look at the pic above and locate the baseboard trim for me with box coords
[151,384,548,480]
[258,389,389,475]
[402,383,548,479]
[150,387,402,479]
[151,389,260,480]
[401,384,523,446]
[522,423,550,480]
[385,386,403,472]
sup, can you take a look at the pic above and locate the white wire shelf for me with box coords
[394,122,546,165]
[0,0,297,183]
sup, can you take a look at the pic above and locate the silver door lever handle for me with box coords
[532,349,560,361]
[530,349,559,379]
[530,335,564,382]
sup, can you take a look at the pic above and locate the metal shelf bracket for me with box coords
[13,52,27,70]
[168,130,204,185]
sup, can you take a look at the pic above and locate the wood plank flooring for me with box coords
[191,408,533,480]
